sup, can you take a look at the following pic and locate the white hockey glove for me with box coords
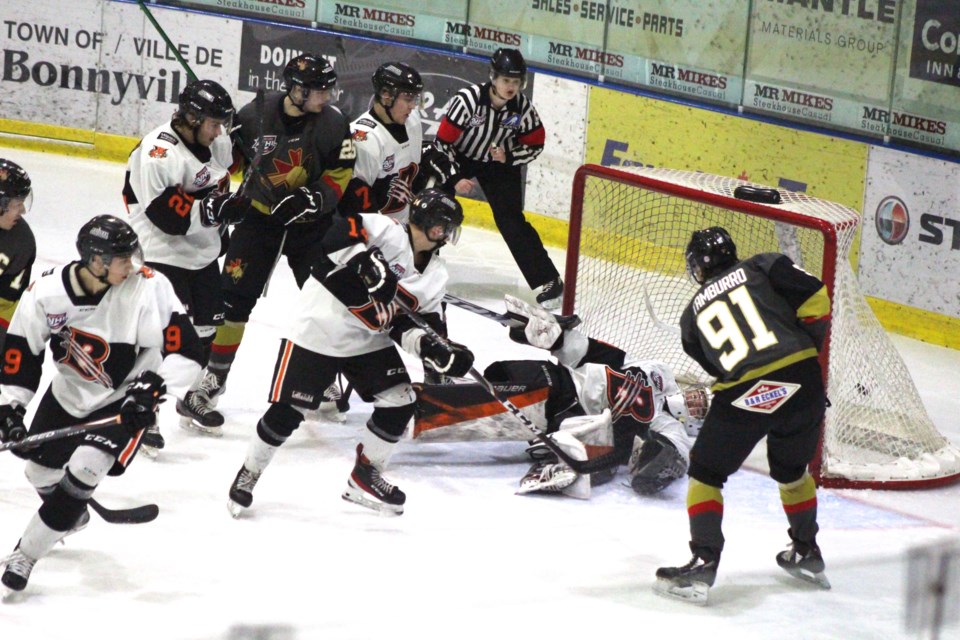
[504,295,562,350]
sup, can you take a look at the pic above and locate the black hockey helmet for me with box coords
[372,62,423,105]
[410,188,464,246]
[0,159,32,214]
[176,79,235,127]
[77,215,143,269]
[284,54,338,93]
[685,227,738,284]
[490,48,527,88]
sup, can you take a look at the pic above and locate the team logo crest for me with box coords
[148,145,168,159]
[501,113,521,129]
[259,135,278,155]
[46,313,67,330]
[382,154,396,172]
[352,130,367,142]
[193,166,211,187]
[467,113,487,127]
[225,258,247,283]
[732,380,800,414]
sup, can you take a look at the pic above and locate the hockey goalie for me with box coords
[413,296,708,498]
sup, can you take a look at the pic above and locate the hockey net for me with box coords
[563,164,960,489]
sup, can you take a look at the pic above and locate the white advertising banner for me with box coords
[0,0,241,138]
[860,145,960,316]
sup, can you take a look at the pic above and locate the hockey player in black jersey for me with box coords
[0,159,36,354]
[654,227,831,605]
[193,53,356,433]
[0,215,205,594]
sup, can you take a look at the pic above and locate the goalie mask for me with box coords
[685,226,737,284]
[410,188,464,246]
[0,159,33,219]
[664,387,711,437]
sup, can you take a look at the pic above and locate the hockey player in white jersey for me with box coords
[122,79,247,446]
[414,297,706,499]
[0,215,205,594]
[227,189,472,517]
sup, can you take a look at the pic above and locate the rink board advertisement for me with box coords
[169,0,318,23]
[860,146,960,317]
[316,1,467,44]
[583,86,867,213]
[0,0,241,138]
[745,0,899,134]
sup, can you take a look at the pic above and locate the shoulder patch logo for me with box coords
[259,135,278,155]
[148,145,168,159]
[501,113,522,129]
[193,166,211,188]
[356,118,378,129]
[157,131,179,145]
[352,130,367,142]
[467,112,486,128]
[46,313,67,331]
[382,154,395,172]
[732,380,800,414]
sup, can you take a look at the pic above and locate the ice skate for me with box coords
[653,553,719,606]
[227,466,261,518]
[776,538,830,589]
[140,424,165,458]
[306,381,347,424]
[177,385,225,437]
[1,546,37,594]
[517,460,577,494]
[341,444,405,515]
[535,277,564,311]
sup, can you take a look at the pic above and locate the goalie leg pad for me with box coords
[629,432,688,495]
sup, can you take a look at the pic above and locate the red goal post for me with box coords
[562,164,960,489]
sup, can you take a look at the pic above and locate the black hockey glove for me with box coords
[0,404,27,443]
[120,371,167,435]
[419,335,475,378]
[272,186,322,226]
[348,247,398,305]
[420,145,458,186]
[200,191,250,227]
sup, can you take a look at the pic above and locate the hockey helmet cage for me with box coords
[490,48,527,88]
[284,54,338,92]
[372,62,423,104]
[410,188,464,245]
[0,159,33,214]
[685,227,738,284]
[77,215,143,268]
[177,79,235,127]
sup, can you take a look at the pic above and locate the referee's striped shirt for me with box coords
[434,82,545,165]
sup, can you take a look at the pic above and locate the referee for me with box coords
[432,48,563,309]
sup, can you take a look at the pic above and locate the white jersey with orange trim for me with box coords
[0,263,203,418]
[288,213,448,357]
[123,121,233,270]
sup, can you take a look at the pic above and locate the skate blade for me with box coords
[2,586,26,602]
[782,566,831,589]
[178,416,224,438]
[140,445,160,459]
[226,499,247,519]
[341,489,403,516]
[652,577,710,606]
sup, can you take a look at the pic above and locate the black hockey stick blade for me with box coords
[443,294,580,330]
[89,498,159,525]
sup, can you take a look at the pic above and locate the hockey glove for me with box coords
[200,191,250,227]
[120,371,167,435]
[420,145,458,186]
[271,186,322,226]
[348,247,398,305]
[0,404,27,443]
[419,335,475,378]
[504,294,564,350]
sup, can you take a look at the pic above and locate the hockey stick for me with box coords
[89,498,159,525]
[394,298,617,474]
[136,0,198,83]
[237,89,266,198]
[442,294,581,330]
[641,285,680,337]
[0,416,122,453]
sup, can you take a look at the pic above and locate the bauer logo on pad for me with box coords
[732,380,800,414]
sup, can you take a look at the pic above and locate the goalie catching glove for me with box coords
[199,190,250,227]
[120,371,167,436]
[418,334,475,378]
[348,247,398,305]
[271,186,323,225]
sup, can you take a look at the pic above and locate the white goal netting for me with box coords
[566,165,960,488]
